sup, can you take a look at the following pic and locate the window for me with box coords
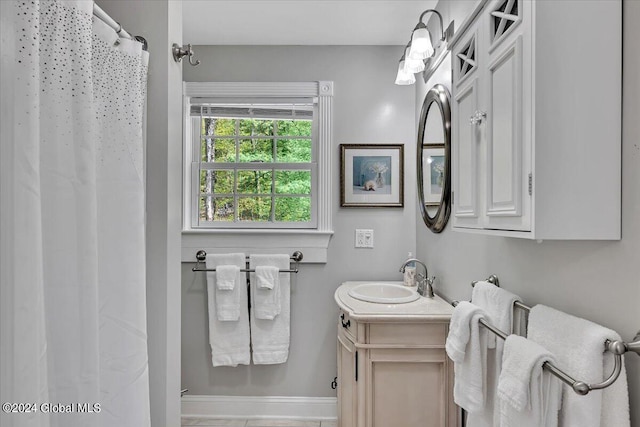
[182,82,334,262]
[191,102,316,228]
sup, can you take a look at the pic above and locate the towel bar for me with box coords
[451,274,640,395]
[191,250,303,273]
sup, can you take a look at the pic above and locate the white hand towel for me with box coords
[467,282,523,427]
[256,265,279,290]
[528,305,630,427]
[445,301,489,413]
[249,254,291,364]
[216,264,238,290]
[498,335,561,427]
[214,265,241,321]
[254,265,281,320]
[206,253,250,367]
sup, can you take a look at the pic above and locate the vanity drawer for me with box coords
[338,310,356,340]
[368,322,447,347]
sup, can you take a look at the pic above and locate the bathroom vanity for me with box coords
[334,282,457,427]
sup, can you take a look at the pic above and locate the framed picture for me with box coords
[340,144,404,207]
[422,144,445,206]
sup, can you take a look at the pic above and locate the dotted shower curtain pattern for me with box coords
[1,1,150,426]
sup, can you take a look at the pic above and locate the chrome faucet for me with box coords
[399,258,435,298]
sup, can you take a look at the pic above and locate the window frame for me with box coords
[182,82,334,263]
[190,103,317,229]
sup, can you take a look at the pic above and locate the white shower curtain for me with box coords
[0,1,150,426]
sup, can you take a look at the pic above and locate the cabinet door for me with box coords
[483,1,530,231]
[337,333,358,427]
[483,36,529,230]
[452,0,531,233]
[365,348,450,427]
[452,28,483,229]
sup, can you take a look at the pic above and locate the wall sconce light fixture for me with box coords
[395,9,445,85]
[395,52,416,85]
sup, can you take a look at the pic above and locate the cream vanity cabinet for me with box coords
[335,282,458,427]
[451,0,621,239]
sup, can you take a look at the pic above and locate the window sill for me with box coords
[181,229,334,263]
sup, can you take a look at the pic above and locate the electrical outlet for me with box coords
[355,229,374,248]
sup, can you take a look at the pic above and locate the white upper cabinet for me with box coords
[451,0,621,240]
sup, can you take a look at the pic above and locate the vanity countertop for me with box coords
[335,281,454,322]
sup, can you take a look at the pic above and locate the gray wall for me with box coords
[96,1,184,425]
[182,46,416,397]
[416,0,640,425]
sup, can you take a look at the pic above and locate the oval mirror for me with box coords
[417,84,451,233]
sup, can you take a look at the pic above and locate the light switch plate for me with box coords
[355,229,374,248]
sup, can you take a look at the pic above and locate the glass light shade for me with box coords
[403,46,425,74]
[408,27,434,60]
[395,60,415,85]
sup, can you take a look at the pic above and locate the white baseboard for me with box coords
[181,395,337,420]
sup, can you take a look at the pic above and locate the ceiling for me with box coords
[182,0,439,46]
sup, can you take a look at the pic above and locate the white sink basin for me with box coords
[348,282,419,304]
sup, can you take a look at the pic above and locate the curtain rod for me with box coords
[93,4,148,51]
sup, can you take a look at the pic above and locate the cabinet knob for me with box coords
[469,110,487,125]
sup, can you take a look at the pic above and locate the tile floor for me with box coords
[181,418,337,427]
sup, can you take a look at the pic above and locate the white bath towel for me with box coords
[498,335,562,427]
[249,254,291,364]
[467,282,523,427]
[206,253,250,367]
[528,305,630,427]
[446,301,489,413]
[254,265,281,319]
[472,281,522,349]
[214,264,241,321]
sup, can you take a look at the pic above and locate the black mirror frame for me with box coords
[417,84,452,233]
